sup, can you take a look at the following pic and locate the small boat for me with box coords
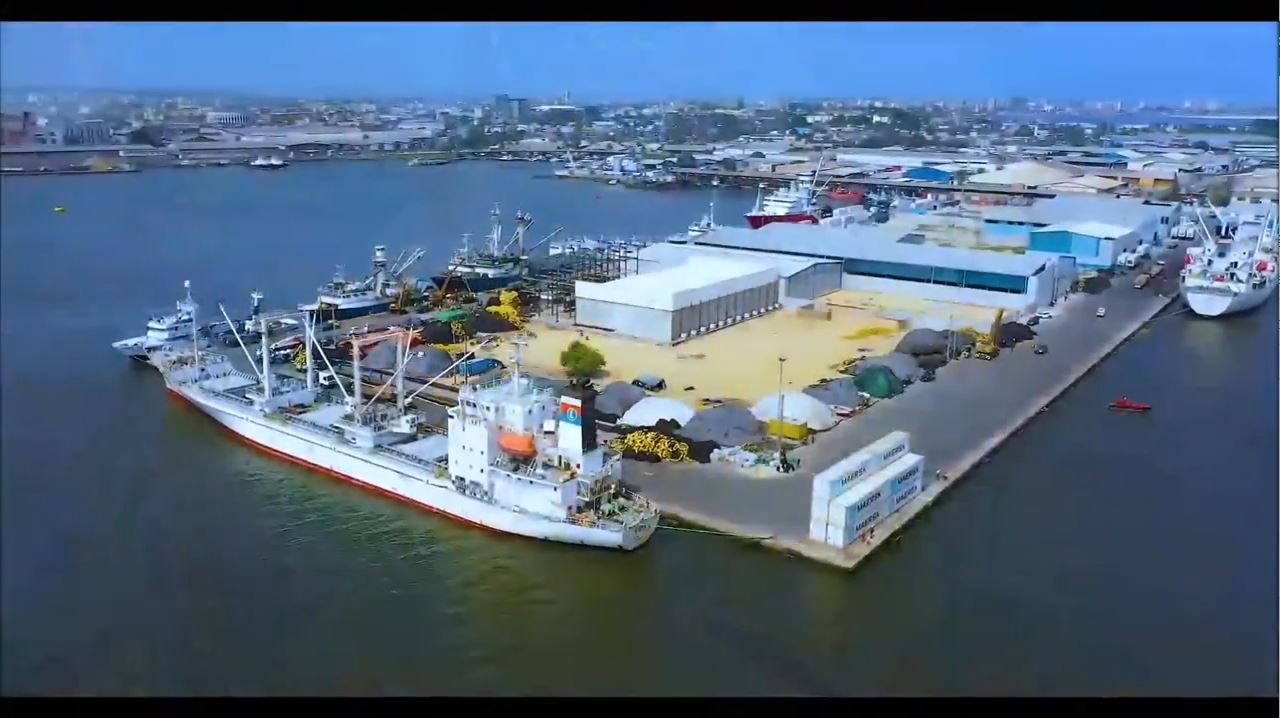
[1108,397,1151,413]
[1096,307,1107,318]
[828,187,864,202]
[53,206,66,213]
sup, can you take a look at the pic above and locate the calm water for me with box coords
[2,162,1276,696]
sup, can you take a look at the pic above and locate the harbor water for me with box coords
[2,162,1276,696]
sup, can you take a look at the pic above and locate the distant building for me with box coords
[508,97,529,123]
[205,111,249,128]
[64,119,112,146]
[0,111,37,145]
[493,94,510,121]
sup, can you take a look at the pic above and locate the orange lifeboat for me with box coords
[498,431,538,459]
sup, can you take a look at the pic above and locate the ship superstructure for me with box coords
[300,245,424,321]
[112,280,201,362]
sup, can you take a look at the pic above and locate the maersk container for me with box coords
[889,479,922,515]
[825,476,891,547]
[824,452,918,547]
[810,431,910,504]
[885,453,925,498]
[808,514,830,543]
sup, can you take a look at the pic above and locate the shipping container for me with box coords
[824,452,920,548]
[889,479,921,514]
[810,431,910,503]
[886,454,925,497]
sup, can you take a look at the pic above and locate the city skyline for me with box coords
[2,22,1277,106]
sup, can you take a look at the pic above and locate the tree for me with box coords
[1207,182,1232,207]
[560,340,606,378]
[128,124,165,147]
[1057,124,1087,146]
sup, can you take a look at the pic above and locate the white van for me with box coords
[318,370,340,389]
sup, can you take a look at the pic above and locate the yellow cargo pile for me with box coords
[486,303,524,328]
[842,325,896,341]
[609,430,693,463]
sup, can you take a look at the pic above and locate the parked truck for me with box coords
[1133,273,1151,289]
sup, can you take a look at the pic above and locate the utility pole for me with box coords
[775,356,787,468]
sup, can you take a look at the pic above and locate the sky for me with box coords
[1,22,1276,105]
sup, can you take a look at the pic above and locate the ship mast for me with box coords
[489,204,502,256]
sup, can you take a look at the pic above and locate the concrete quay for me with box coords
[627,257,1185,570]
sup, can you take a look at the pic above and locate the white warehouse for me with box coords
[575,257,781,343]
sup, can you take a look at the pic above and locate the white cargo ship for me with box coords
[152,310,659,550]
[1181,202,1277,318]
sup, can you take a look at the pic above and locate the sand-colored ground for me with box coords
[475,304,905,408]
[823,289,1001,332]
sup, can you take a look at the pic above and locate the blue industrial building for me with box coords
[1028,222,1138,268]
[904,166,956,183]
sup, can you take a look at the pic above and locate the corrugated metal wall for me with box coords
[784,262,843,300]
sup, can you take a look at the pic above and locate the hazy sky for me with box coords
[2,22,1276,104]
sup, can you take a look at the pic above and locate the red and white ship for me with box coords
[744,155,833,229]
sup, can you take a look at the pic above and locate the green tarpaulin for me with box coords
[853,365,904,399]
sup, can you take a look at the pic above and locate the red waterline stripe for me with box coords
[165,388,495,534]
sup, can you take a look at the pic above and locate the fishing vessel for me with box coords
[248,156,288,170]
[112,281,200,362]
[669,182,723,244]
[1180,201,1277,318]
[432,206,559,293]
[153,317,659,551]
[301,245,425,321]
[744,154,833,229]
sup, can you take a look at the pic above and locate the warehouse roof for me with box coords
[1034,221,1134,239]
[695,225,1051,276]
[575,257,779,312]
[964,160,1082,187]
[977,194,1173,228]
[636,241,830,277]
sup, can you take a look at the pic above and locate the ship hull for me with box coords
[298,299,393,321]
[431,274,521,292]
[1181,283,1276,317]
[168,386,655,550]
[745,212,820,229]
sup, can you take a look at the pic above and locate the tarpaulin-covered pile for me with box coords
[803,377,863,408]
[470,310,519,334]
[855,352,921,382]
[853,365,904,399]
[620,397,696,427]
[1081,275,1111,294]
[677,404,765,446]
[999,321,1037,346]
[403,347,455,379]
[894,328,948,356]
[750,391,838,431]
[596,381,649,421]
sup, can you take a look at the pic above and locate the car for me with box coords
[1033,344,1048,355]
[1035,310,1054,320]
[1026,315,1040,327]
[919,369,937,382]
[1156,259,1166,266]
[1096,307,1107,318]
[632,374,667,391]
